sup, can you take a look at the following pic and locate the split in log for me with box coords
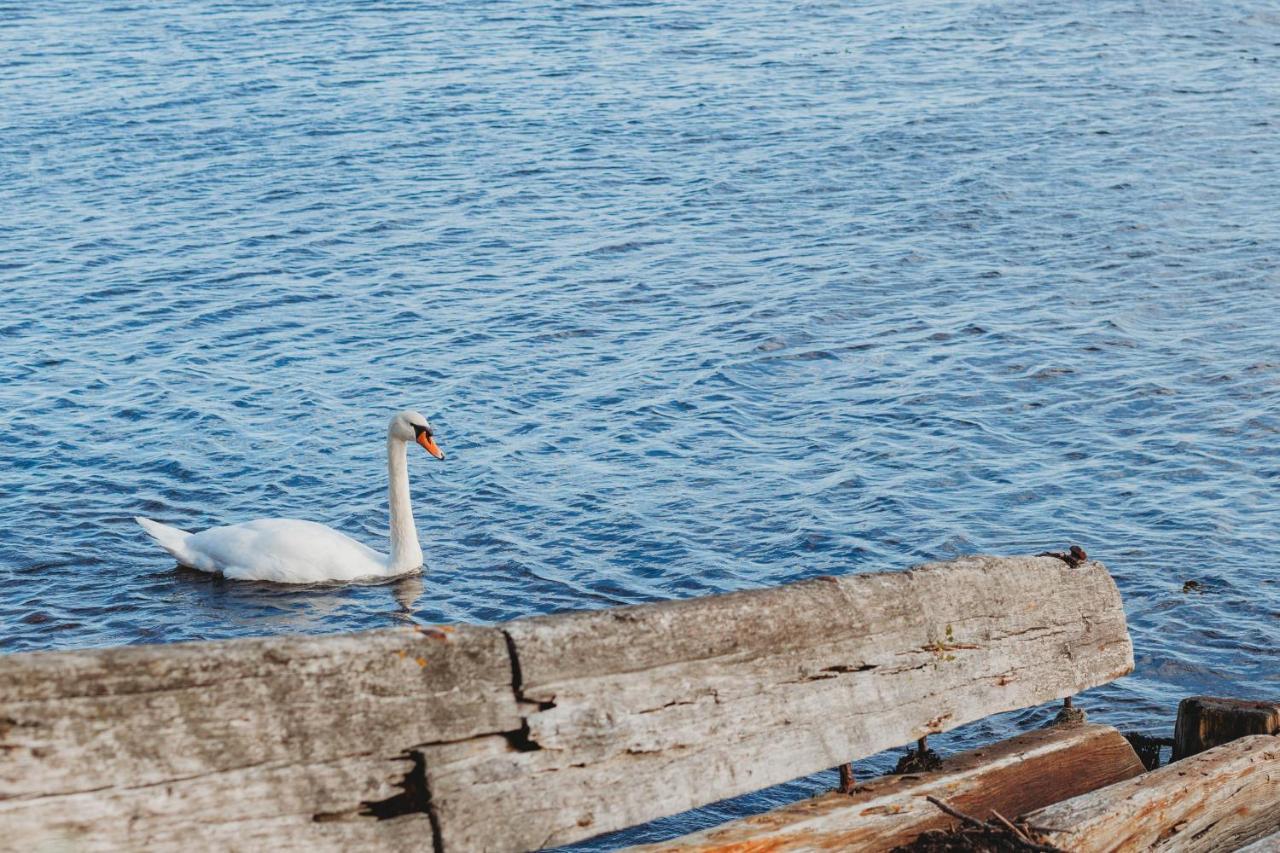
[1172,695,1280,761]
[0,625,517,852]
[0,555,1133,852]
[423,556,1132,851]
[625,723,1145,852]
[1026,734,1280,853]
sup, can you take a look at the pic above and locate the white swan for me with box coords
[135,410,446,583]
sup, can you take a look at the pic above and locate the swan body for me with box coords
[135,411,445,584]
[135,517,389,583]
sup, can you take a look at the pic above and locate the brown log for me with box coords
[1027,734,1280,853]
[1172,695,1280,761]
[625,723,1145,852]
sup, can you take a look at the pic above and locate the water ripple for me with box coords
[2,0,1279,846]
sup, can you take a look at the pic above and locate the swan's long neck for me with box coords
[386,436,423,572]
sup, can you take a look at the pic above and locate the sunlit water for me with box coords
[2,0,1278,846]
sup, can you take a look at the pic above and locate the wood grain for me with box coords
[1239,831,1280,853]
[1173,695,1280,761]
[0,624,516,851]
[625,723,1146,852]
[0,555,1134,852]
[426,555,1133,851]
[1028,734,1280,853]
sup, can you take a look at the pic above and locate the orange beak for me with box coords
[416,431,445,459]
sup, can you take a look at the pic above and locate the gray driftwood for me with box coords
[0,555,1133,852]
[1028,734,1280,852]
[1173,695,1280,761]
[424,555,1132,851]
[0,625,516,851]
[626,723,1145,852]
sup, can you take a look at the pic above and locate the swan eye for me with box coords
[412,423,432,438]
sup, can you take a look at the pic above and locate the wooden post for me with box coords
[1054,694,1087,725]
[1027,735,1280,853]
[837,763,856,794]
[1172,695,1280,761]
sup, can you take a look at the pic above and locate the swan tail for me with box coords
[135,516,195,564]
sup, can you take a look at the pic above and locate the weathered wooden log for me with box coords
[423,555,1132,851]
[625,723,1145,852]
[1173,695,1280,761]
[0,555,1133,852]
[0,625,517,852]
[1027,734,1280,852]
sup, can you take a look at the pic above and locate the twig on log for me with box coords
[990,809,1033,844]
[924,796,985,829]
[902,797,1066,853]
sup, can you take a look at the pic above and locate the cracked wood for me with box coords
[425,555,1133,851]
[1028,734,1280,852]
[0,624,517,851]
[0,555,1133,852]
[624,723,1145,852]
[1173,695,1280,761]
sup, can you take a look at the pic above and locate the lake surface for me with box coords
[2,0,1278,845]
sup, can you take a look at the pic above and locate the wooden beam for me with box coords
[424,555,1132,851]
[0,625,517,851]
[0,555,1133,852]
[625,723,1145,852]
[1173,695,1280,760]
[1028,734,1280,853]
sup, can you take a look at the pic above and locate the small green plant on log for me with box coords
[926,624,978,663]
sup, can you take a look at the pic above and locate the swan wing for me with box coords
[179,519,390,583]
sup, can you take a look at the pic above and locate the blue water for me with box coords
[2,0,1278,846]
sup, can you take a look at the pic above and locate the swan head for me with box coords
[389,410,445,460]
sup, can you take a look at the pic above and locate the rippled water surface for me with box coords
[2,0,1278,845]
